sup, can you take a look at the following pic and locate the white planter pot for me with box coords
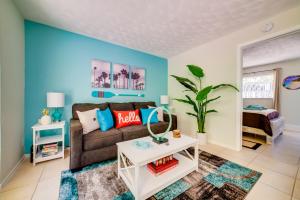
[196,133,207,145]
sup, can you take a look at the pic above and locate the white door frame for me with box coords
[235,25,300,151]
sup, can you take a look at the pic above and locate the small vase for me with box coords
[196,133,207,145]
[39,115,52,125]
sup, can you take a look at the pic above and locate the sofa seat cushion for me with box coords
[120,121,169,141]
[148,121,170,134]
[83,128,122,151]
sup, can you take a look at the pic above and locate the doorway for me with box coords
[237,26,300,150]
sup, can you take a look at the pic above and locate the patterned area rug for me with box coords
[59,151,261,200]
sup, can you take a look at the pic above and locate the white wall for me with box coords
[0,0,24,184]
[168,6,300,150]
[243,58,300,128]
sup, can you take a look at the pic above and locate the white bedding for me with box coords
[270,116,285,139]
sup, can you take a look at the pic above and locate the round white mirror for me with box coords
[147,107,172,144]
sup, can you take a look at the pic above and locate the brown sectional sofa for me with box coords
[70,101,177,170]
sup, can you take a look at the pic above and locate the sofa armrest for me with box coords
[70,119,83,169]
[163,113,177,130]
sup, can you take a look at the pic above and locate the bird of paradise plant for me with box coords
[171,65,239,134]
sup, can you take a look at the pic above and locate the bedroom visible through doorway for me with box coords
[240,30,300,148]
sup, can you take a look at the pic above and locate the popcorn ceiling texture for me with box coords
[14,0,300,57]
[243,31,300,67]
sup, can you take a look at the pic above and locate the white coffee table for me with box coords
[117,132,198,200]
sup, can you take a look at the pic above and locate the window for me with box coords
[242,73,275,98]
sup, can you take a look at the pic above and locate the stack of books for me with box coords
[147,155,178,176]
[41,143,58,157]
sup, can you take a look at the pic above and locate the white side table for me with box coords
[32,121,65,166]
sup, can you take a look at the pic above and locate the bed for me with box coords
[243,109,285,144]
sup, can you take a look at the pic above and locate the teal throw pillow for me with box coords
[96,108,114,131]
[140,108,159,125]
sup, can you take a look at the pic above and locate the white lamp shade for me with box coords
[160,95,169,105]
[47,92,65,108]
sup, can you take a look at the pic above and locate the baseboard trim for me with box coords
[24,153,30,158]
[0,155,25,189]
[285,124,300,132]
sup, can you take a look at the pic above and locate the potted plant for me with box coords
[171,65,238,145]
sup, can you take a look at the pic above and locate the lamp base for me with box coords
[52,108,62,122]
[152,136,168,144]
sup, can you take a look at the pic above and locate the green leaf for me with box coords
[186,65,204,78]
[196,86,212,101]
[180,81,197,93]
[203,96,221,106]
[185,95,198,113]
[206,109,218,114]
[171,75,197,93]
[171,75,196,87]
[212,84,239,91]
[186,112,198,118]
[173,98,190,104]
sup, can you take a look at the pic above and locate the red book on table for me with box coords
[147,158,178,176]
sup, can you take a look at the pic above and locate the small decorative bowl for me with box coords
[133,140,152,149]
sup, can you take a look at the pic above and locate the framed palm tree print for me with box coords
[91,60,111,88]
[113,64,129,89]
[131,67,145,90]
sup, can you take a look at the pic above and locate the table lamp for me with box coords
[160,95,169,108]
[47,92,64,122]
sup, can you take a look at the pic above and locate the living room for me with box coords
[1,0,300,199]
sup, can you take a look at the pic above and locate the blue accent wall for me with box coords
[25,21,168,153]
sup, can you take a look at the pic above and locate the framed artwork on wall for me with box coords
[131,67,145,90]
[91,60,111,88]
[283,75,300,90]
[113,64,129,89]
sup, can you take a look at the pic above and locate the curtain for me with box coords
[273,68,281,110]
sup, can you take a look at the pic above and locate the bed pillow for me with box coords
[113,110,142,128]
[148,106,164,121]
[140,108,159,125]
[96,108,114,131]
[267,111,280,120]
[76,108,100,134]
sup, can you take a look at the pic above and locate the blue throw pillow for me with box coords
[140,108,159,125]
[96,108,114,131]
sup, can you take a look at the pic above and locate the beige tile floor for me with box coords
[1,131,300,200]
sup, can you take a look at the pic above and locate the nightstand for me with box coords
[32,121,65,166]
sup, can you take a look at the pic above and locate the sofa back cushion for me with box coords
[132,101,156,110]
[109,102,134,111]
[72,103,108,119]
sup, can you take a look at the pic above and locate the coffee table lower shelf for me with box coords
[118,153,197,200]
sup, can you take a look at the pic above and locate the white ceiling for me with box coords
[243,31,300,67]
[14,0,300,58]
